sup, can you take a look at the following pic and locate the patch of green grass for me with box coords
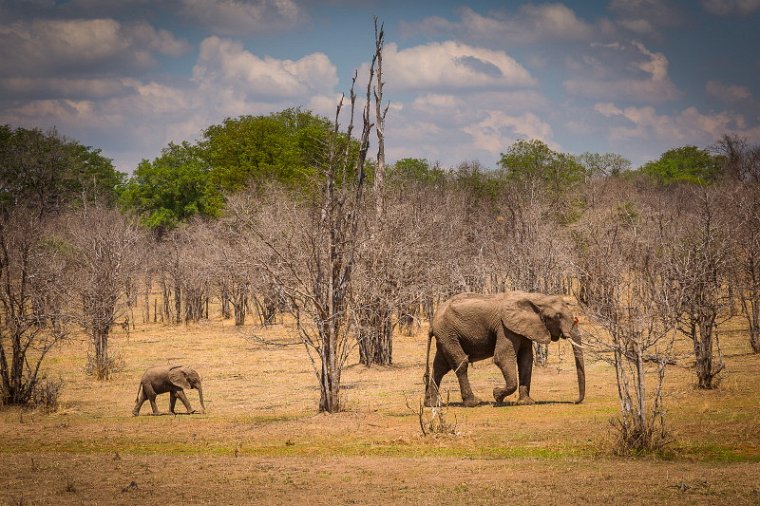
[3,432,759,463]
[673,443,760,463]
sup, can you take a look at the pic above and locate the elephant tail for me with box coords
[423,327,434,391]
[135,382,143,403]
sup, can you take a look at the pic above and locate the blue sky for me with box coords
[1,0,759,173]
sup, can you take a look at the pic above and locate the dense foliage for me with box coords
[120,141,222,231]
[119,108,344,230]
[201,108,334,192]
[0,125,125,213]
[639,145,722,186]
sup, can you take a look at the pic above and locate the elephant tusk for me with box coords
[567,339,586,350]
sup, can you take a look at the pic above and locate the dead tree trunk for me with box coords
[356,19,393,367]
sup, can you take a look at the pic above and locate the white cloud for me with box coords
[193,36,338,101]
[0,39,345,172]
[462,111,555,154]
[382,41,535,92]
[563,41,679,102]
[0,77,136,99]
[617,18,655,34]
[594,102,623,116]
[701,0,760,15]
[404,4,594,44]
[0,18,189,76]
[375,83,557,167]
[517,3,594,39]
[706,80,753,102]
[631,41,667,81]
[412,94,463,112]
[609,0,681,34]
[179,0,305,35]
[594,102,753,144]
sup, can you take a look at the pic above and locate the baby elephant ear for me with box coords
[500,296,551,345]
[168,366,192,390]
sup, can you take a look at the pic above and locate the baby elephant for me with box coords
[133,365,206,416]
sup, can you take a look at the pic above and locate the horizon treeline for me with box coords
[2,110,760,436]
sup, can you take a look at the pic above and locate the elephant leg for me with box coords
[516,341,535,404]
[493,334,518,403]
[453,359,480,407]
[439,339,479,407]
[169,391,178,414]
[137,383,161,415]
[175,389,194,413]
[133,388,146,416]
[425,349,451,406]
[148,395,161,415]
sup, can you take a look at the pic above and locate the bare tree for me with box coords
[231,54,378,411]
[211,222,251,326]
[664,186,733,389]
[64,206,142,379]
[733,185,760,353]
[0,209,73,405]
[712,134,760,183]
[354,195,426,365]
[354,19,396,366]
[716,137,760,353]
[372,17,388,219]
[178,221,215,323]
[156,235,183,325]
[576,197,680,453]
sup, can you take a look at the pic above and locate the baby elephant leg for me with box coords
[175,389,195,413]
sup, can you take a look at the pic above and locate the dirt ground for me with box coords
[1,314,759,505]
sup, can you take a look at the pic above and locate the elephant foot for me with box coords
[462,396,481,408]
[493,387,508,403]
[517,386,535,405]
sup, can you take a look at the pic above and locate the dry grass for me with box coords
[1,313,759,504]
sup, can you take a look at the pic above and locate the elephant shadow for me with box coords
[442,400,491,408]
[144,411,201,416]
[492,399,576,407]
[441,400,576,408]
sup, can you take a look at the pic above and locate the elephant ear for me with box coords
[168,366,192,390]
[500,295,551,345]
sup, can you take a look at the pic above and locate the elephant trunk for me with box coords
[570,332,585,404]
[196,382,206,414]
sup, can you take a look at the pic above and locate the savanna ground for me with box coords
[1,310,759,505]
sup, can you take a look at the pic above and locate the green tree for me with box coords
[640,145,721,186]
[454,161,504,201]
[200,108,334,193]
[120,142,222,231]
[388,158,445,186]
[498,139,585,198]
[0,125,124,214]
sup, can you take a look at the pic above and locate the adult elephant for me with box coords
[424,291,585,407]
[133,365,206,416]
